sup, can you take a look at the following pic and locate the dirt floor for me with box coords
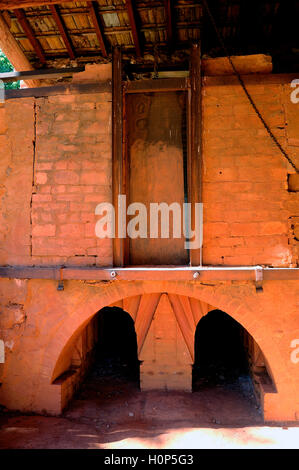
[1,373,299,449]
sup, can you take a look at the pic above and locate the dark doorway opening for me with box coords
[73,306,140,408]
[192,310,252,392]
[92,307,140,384]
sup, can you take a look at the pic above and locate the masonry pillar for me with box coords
[139,294,193,391]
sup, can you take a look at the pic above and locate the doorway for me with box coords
[125,90,189,265]
[93,306,139,383]
[193,309,249,388]
[70,307,140,410]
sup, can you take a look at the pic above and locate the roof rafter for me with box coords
[0,0,66,8]
[15,8,46,64]
[49,4,75,60]
[164,0,174,49]
[87,1,107,58]
[125,0,142,57]
[0,12,40,87]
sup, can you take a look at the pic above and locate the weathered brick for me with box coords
[59,224,85,238]
[54,171,80,185]
[35,172,48,184]
[32,224,56,237]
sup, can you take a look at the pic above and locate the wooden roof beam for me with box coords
[164,0,174,50]
[125,0,142,57]
[0,0,200,9]
[0,66,84,82]
[15,8,46,65]
[0,0,67,8]
[87,1,107,58]
[0,12,40,87]
[49,4,75,60]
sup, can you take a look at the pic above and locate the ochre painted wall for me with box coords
[0,67,299,422]
[0,72,298,265]
[0,279,298,421]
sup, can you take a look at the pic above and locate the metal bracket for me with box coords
[57,267,64,291]
[255,267,263,293]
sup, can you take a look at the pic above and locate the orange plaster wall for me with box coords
[0,278,298,422]
[202,74,299,266]
[0,71,298,266]
[0,67,298,422]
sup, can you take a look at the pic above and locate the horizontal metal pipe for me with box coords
[0,266,298,282]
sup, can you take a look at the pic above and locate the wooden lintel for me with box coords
[49,4,76,60]
[0,266,298,282]
[0,66,84,83]
[112,47,124,266]
[125,0,142,57]
[0,12,40,88]
[189,42,202,266]
[87,1,107,58]
[5,80,111,100]
[124,77,189,93]
[15,8,46,65]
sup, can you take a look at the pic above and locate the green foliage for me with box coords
[0,50,20,90]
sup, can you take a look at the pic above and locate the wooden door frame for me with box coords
[112,44,202,267]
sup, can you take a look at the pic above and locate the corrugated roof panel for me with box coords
[30,15,56,33]
[118,10,130,26]
[10,18,22,35]
[102,12,121,27]
[18,37,34,52]
[63,13,80,30]
[72,12,91,29]
[41,36,61,52]
[71,33,93,49]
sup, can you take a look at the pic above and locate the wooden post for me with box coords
[112,47,124,266]
[189,42,202,266]
[0,13,40,87]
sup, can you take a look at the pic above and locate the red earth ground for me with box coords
[0,375,298,449]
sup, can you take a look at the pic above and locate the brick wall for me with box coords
[32,91,112,266]
[0,65,112,267]
[0,70,298,267]
[202,74,299,266]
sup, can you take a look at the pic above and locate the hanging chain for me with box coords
[202,0,299,173]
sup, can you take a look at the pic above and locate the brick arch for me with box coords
[43,281,279,396]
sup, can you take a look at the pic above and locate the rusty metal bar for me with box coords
[0,266,298,281]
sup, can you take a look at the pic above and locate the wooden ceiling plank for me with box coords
[87,1,107,58]
[49,4,75,60]
[125,0,142,57]
[15,8,46,64]
[0,12,40,87]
